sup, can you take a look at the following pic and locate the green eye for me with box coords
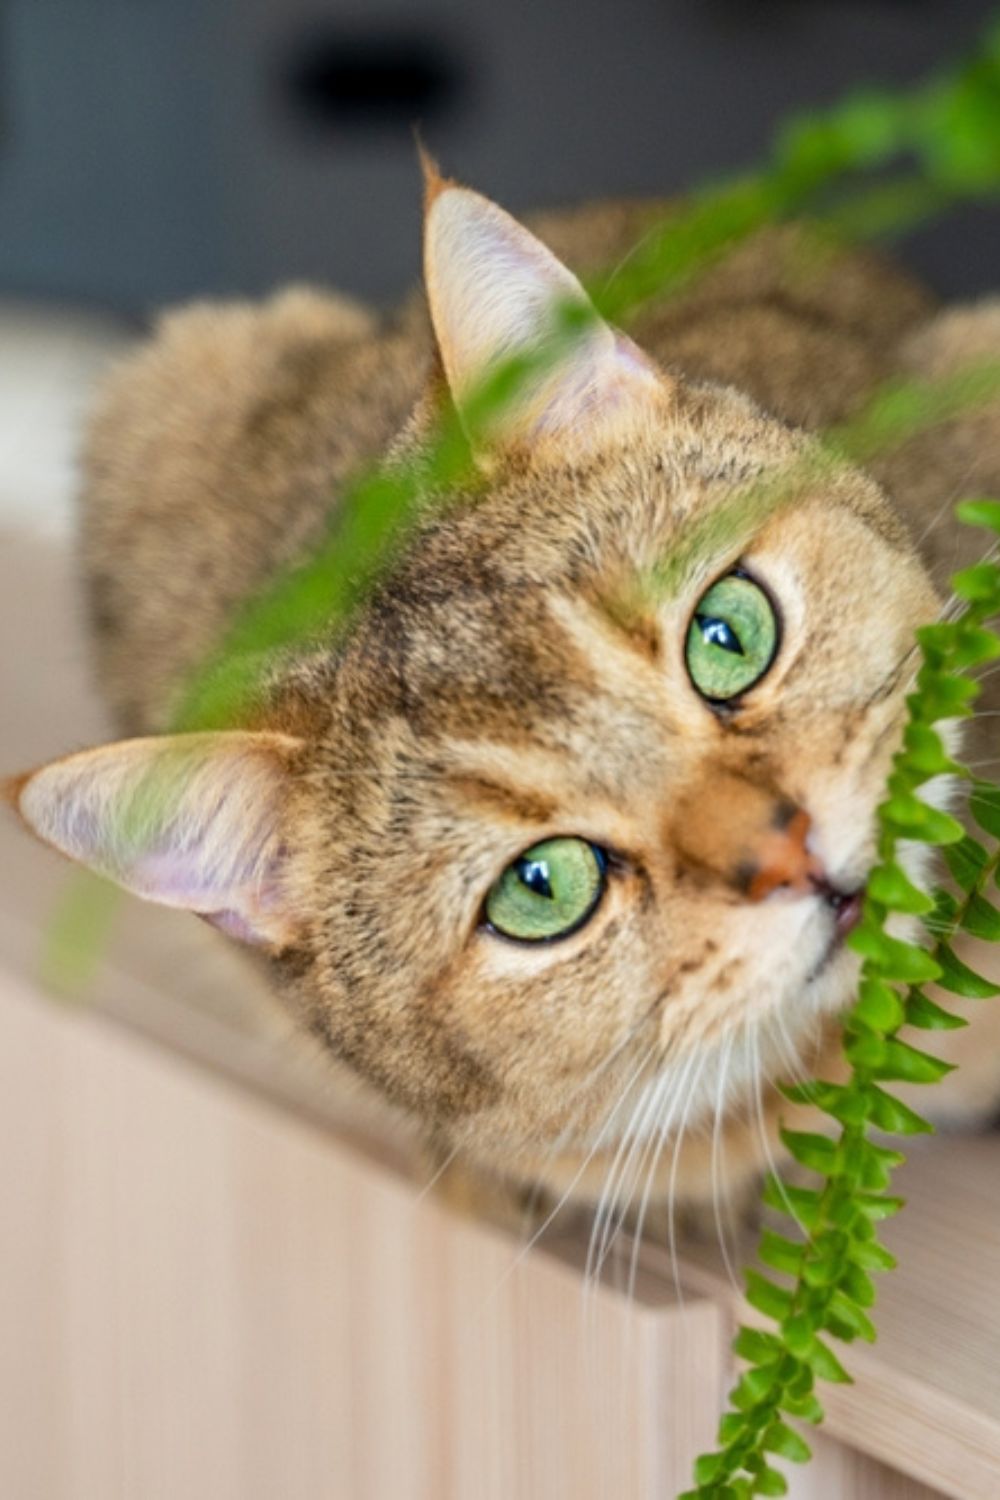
[685,572,778,702]
[484,838,607,943]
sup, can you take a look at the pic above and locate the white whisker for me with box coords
[587,1055,670,1291]
[750,1025,807,1238]
[517,1006,661,1237]
[711,1028,741,1296]
[666,1051,709,1307]
[626,1046,701,1305]
[770,1010,813,1094]
[414,1143,461,1202]
[504,1043,656,1285]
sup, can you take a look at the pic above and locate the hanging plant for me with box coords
[683,498,1000,1499]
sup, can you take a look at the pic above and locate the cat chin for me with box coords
[800,939,862,1018]
[586,945,859,1157]
[803,925,857,987]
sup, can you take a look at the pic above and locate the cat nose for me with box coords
[744,805,820,902]
[670,773,826,900]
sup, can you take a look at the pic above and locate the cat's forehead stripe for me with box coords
[443,773,558,825]
[435,740,580,808]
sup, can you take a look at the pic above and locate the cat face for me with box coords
[8,176,940,1166]
[284,387,937,1160]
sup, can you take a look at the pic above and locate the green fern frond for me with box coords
[687,498,1000,1497]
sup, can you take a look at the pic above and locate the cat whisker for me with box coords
[585,1060,660,1285]
[517,997,665,1236]
[860,590,962,711]
[414,1142,462,1202]
[711,1028,742,1297]
[912,472,978,551]
[769,1010,814,1095]
[488,999,672,1306]
[585,1019,700,1296]
[587,1049,673,1291]
[749,1025,809,1239]
[599,219,678,304]
[869,578,991,711]
[606,1065,676,1297]
[626,1045,701,1307]
[666,1051,709,1308]
[506,1039,658,1284]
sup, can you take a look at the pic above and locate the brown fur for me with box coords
[12,185,1000,1236]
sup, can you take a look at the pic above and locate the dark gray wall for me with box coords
[1,0,998,319]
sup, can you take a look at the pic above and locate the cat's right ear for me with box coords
[4,730,304,949]
[422,163,669,459]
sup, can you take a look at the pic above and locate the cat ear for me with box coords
[422,170,668,456]
[4,731,303,949]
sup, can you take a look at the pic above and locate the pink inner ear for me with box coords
[130,835,288,947]
[198,909,270,945]
[15,730,301,949]
[613,332,660,381]
[424,185,666,451]
[530,332,662,438]
[129,850,221,906]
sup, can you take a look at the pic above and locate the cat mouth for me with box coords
[805,880,864,982]
[807,870,864,937]
[828,886,864,940]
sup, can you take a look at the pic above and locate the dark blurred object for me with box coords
[284,27,465,134]
[0,0,998,316]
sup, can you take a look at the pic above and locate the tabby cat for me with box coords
[8,167,1000,1237]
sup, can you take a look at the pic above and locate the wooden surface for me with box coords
[0,960,958,1500]
[791,1432,945,1500]
[0,967,730,1500]
[826,1136,1000,1498]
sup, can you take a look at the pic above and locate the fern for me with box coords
[683,499,1000,1499]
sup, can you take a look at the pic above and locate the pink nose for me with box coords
[746,808,822,902]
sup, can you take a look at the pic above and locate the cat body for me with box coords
[10,180,1000,1229]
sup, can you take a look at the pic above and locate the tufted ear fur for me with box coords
[422,172,668,457]
[5,731,303,948]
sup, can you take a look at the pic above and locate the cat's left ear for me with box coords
[4,731,304,949]
[423,169,669,457]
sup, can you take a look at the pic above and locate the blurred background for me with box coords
[3,0,1000,320]
[3,10,1000,1499]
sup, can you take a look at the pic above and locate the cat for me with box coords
[7,164,1000,1241]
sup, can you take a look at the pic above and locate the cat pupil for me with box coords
[519,857,554,899]
[697,614,744,656]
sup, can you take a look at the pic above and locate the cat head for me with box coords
[7,177,940,1169]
